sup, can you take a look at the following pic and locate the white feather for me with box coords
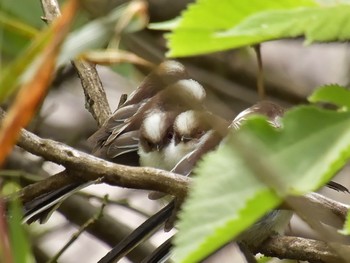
[175,79,206,102]
[142,111,168,143]
[174,110,198,136]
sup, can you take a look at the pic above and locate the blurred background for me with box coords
[1,0,350,262]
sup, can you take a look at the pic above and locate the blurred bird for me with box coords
[20,61,348,263]
[98,100,349,263]
[98,101,289,263]
[23,60,191,223]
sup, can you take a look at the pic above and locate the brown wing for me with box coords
[172,130,224,176]
[88,61,189,162]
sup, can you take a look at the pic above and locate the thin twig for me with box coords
[0,170,43,182]
[72,60,111,125]
[58,195,155,262]
[6,148,155,262]
[78,192,151,218]
[254,44,265,100]
[48,195,109,263]
[4,108,348,262]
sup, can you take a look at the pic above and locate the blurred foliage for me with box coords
[2,182,34,263]
[0,0,43,60]
[308,84,350,109]
[174,105,350,262]
[155,0,350,57]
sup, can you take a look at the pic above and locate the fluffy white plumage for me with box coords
[142,111,168,144]
[175,79,206,102]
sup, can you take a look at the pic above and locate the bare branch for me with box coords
[40,0,111,126]
[8,112,350,262]
[72,60,111,125]
[13,120,189,202]
[257,236,350,263]
[49,195,109,262]
[5,149,155,262]
[40,0,61,22]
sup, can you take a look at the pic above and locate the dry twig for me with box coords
[48,195,109,262]
[41,0,111,126]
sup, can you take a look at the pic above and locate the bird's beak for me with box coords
[174,137,180,146]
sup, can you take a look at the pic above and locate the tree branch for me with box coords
[4,149,155,262]
[48,195,109,263]
[72,60,111,125]
[40,0,111,126]
[58,195,156,262]
[11,117,189,202]
[258,236,350,263]
[6,110,350,262]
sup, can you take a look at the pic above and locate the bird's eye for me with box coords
[166,131,174,141]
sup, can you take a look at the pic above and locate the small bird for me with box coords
[98,101,289,263]
[136,79,207,170]
[22,62,205,224]
[99,100,350,263]
[145,109,229,200]
[20,60,348,263]
[88,60,189,161]
[22,61,191,223]
[231,100,284,129]
[165,110,228,170]
[231,101,293,247]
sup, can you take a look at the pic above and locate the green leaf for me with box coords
[340,209,350,235]
[0,24,52,101]
[173,106,350,262]
[0,3,131,102]
[1,0,44,29]
[308,84,350,109]
[2,182,34,263]
[56,5,127,67]
[8,200,35,263]
[0,11,38,39]
[164,0,350,57]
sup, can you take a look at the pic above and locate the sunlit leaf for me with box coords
[173,106,350,262]
[0,2,136,101]
[308,84,350,109]
[0,23,53,101]
[0,11,38,38]
[0,0,78,164]
[3,182,34,263]
[340,210,350,235]
[57,2,142,67]
[163,0,350,57]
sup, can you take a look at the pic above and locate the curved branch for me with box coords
[15,123,189,202]
[257,236,350,263]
